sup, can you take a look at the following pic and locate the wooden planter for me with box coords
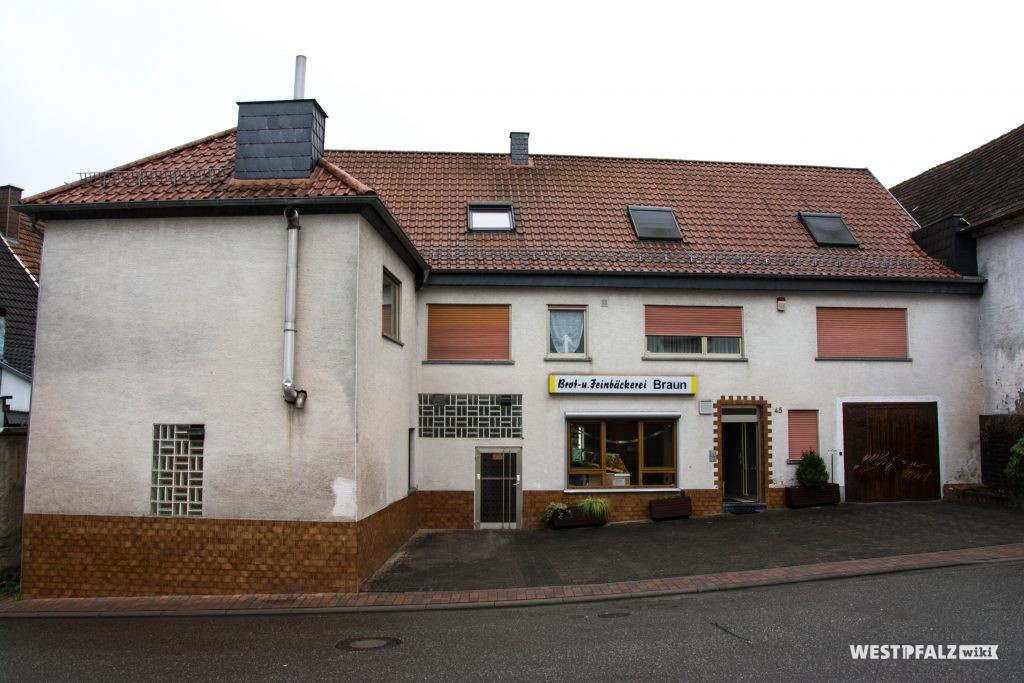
[549,504,608,529]
[785,483,840,509]
[649,496,692,521]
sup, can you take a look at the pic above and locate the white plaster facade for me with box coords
[416,287,983,493]
[25,212,417,521]
[975,220,1024,414]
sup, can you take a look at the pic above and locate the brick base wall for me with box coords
[21,513,360,599]
[356,493,420,586]
[22,486,732,598]
[523,489,723,529]
[766,487,786,509]
[415,490,474,529]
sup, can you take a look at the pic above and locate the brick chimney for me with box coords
[0,185,23,241]
[510,132,530,165]
[234,100,328,180]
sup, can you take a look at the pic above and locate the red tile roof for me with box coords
[25,129,957,279]
[890,122,1024,230]
[25,129,370,205]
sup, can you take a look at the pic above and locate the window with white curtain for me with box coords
[547,306,587,357]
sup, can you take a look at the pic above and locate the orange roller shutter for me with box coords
[788,410,819,459]
[645,306,743,336]
[816,308,907,358]
[428,304,510,360]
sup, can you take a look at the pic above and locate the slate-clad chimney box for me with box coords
[509,131,529,165]
[234,99,328,179]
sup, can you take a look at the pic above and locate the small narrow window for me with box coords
[547,306,587,357]
[628,206,682,240]
[788,410,819,461]
[468,202,515,231]
[799,212,859,247]
[382,269,401,341]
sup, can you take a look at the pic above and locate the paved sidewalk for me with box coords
[2,501,1022,618]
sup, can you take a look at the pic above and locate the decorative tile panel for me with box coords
[418,394,522,438]
[151,424,204,516]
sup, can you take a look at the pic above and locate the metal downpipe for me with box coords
[282,207,306,408]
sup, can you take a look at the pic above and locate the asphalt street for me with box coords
[3,560,1021,682]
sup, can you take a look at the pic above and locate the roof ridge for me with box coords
[316,157,374,195]
[23,128,238,204]
[326,148,870,173]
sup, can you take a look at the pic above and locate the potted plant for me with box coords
[649,491,692,521]
[785,450,841,508]
[543,497,612,529]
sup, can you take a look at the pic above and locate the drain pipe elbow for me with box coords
[282,207,306,408]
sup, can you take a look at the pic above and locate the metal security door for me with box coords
[475,448,521,529]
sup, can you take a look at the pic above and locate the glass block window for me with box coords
[151,424,205,516]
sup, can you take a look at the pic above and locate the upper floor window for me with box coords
[645,305,743,358]
[468,202,515,231]
[382,269,400,341]
[628,205,682,241]
[427,304,511,362]
[548,306,587,358]
[816,307,908,360]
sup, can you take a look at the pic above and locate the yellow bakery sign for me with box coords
[549,374,697,395]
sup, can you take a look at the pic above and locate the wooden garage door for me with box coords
[842,403,939,502]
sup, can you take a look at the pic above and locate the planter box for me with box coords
[549,504,608,529]
[785,483,840,509]
[649,496,692,521]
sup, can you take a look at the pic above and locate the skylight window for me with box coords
[628,206,682,241]
[798,212,859,247]
[468,202,515,231]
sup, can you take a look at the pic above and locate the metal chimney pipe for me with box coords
[293,55,307,100]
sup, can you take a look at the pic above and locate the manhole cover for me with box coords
[597,612,631,619]
[336,636,403,651]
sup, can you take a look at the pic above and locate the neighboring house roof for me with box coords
[22,129,958,281]
[891,123,1024,231]
[1,185,43,280]
[0,237,39,378]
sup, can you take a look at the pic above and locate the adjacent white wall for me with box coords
[354,222,418,519]
[976,220,1024,414]
[25,214,366,520]
[416,287,983,491]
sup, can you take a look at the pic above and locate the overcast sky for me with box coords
[2,1,1021,198]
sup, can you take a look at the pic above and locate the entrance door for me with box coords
[842,402,940,501]
[722,407,760,501]
[475,448,522,529]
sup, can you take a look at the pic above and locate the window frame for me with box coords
[566,419,677,490]
[815,307,909,360]
[382,268,401,343]
[798,211,859,247]
[467,202,515,232]
[546,305,589,360]
[425,303,513,363]
[643,305,745,360]
[787,409,819,463]
[628,205,683,241]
